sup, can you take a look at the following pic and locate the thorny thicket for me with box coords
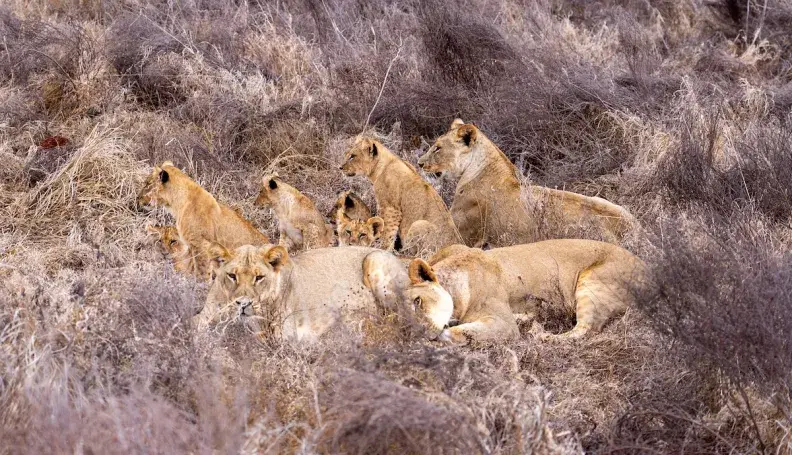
[1,0,792,453]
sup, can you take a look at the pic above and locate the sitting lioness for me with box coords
[403,240,646,343]
[138,161,270,276]
[255,173,334,251]
[340,135,462,254]
[197,244,409,342]
[418,120,634,247]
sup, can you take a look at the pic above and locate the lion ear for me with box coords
[451,118,465,129]
[263,245,289,271]
[159,169,169,184]
[344,193,356,209]
[408,259,438,285]
[367,216,385,239]
[457,124,478,147]
[202,241,231,269]
[369,142,378,157]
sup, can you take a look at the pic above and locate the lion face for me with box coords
[145,224,183,256]
[205,243,289,326]
[137,161,177,208]
[254,173,281,208]
[338,216,385,247]
[418,119,479,178]
[340,136,380,177]
[405,259,454,337]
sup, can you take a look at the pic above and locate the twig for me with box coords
[363,37,403,132]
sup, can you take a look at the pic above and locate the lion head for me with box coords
[203,242,289,334]
[328,190,372,225]
[418,119,479,178]
[145,224,183,257]
[137,161,181,209]
[338,215,385,247]
[404,258,455,338]
[339,136,381,177]
[254,172,282,208]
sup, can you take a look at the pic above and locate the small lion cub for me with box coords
[338,215,385,247]
[255,173,334,251]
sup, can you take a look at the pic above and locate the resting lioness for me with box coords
[403,240,646,343]
[138,161,270,276]
[418,120,634,247]
[197,244,409,342]
[340,135,462,254]
[255,173,334,251]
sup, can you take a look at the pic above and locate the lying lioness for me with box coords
[404,241,646,343]
[418,120,634,247]
[197,244,409,342]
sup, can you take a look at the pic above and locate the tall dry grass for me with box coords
[1,0,792,453]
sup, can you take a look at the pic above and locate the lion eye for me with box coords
[357,233,364,239]
[227,273,237,283]
[413,297,422,308]
[255,275,265,283]
[169,240,178,246]
[345,230,352,235]
[348,155,355,161]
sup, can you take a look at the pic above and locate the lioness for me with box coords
[418,120,634,247]
[138,161,270,276]
[338,215,385,247]
[404,240,646,343]
[340,135,462,254]
[255,173,334,251]
[197,244,409,342]
[144,224,190,273]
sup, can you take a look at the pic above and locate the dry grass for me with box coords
[1,0,792,453]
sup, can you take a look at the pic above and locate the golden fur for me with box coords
[340,136,461,254]
[198,244,409,342]
[255,173,334,251]
[404,240,646,343]
[418,119,634,247]
[138,161,269,277]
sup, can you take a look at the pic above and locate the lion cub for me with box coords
[144,224,191,273]
[138,161,270,277]
[329,190,373,226]
[338,215,385,247]
[403,241,646,343]
[419,119,634,247]
[340,136,462,254]
[255,173,334,251]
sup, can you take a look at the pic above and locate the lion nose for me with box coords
[235,297,253,315]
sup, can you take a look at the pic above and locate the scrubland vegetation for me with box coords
[1,0,792,453]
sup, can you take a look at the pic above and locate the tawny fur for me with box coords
[138,161,270,278]
[418,119,635,247]
[255,173,334,251]
[329,190,373,226]
[340,135,462,254]
[405,240,646,343]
